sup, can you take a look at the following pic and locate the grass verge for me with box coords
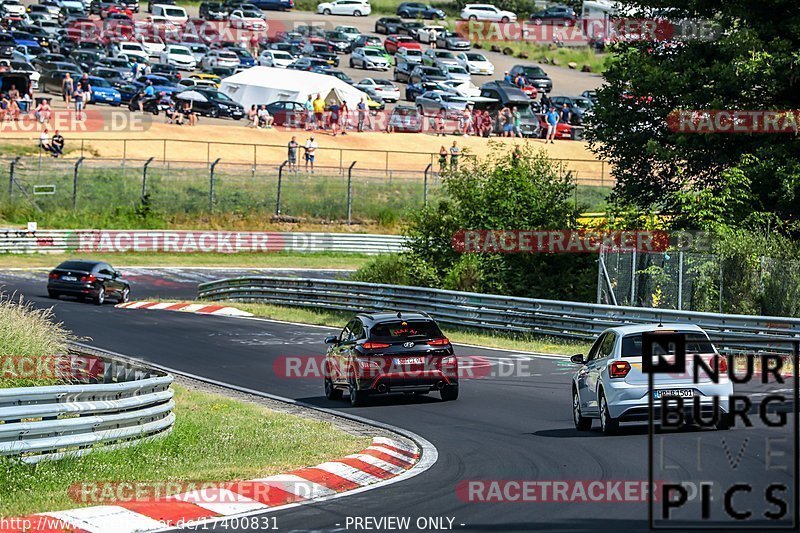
[0,384,370,515]
[474,42,609,75]
[0,251,371,270]
[0,296,74,389]
[205,301,592,356]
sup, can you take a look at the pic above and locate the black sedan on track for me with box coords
[47,260,130,305]
[324,312,459,406]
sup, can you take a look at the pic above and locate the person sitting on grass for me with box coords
[183,102,197,126]
[248,104,258,127]
[51,130,64,157]
[165,101,182,124]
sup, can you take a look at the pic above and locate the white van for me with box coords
[150,4,188,25]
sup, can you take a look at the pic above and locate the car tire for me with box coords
[94,286,105,306]
[399,10,409,18]
[715,412,733,430]
[323,8,330,14]
[469,15,477,21]
[440,385,458,401]
[353,9,361,16]
[573,388,592,431]
[119,287,130,303]
[47,290,59,299]
[599,391,619,435]
[209,108,219,118]
[501,16,509,23]
[416,104,424,116]
[349,381,368,406]
[325,376,343,400]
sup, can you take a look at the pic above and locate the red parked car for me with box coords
[537,114,572,139]
[383,34,421,54]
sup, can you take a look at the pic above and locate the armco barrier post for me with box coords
[209,158,221,213]
[423,163,432,207]
[8,156,20,200]
[276,160,287,215]
[72,157,85,210]
[347,161,357,225]
[142,156,154,200]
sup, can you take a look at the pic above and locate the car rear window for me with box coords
[621,333,715,357]
[369,320,443,341]
[56,261,97,272]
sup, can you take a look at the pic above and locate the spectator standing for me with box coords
[340,100,349,135]
[540,92,550,111]
[304,134,317,173]
[304,95,314,130]
[438,145,447,172]
[74,85,85,113]
[435,109,446,136]
[481,110,493,137]
[504,71,512,84]
[500,105,512,137]
[62,73,74,104]
[357,98,367,131]
[287,135,299,172]
[546,106,559,143]
[312,93,325,130]
[329,99,340,136]
[78,75,91,106]
[429,28,438,49]
[51,130,64,157]
[560,102,571,125]
[449,140,460,169]
[512,106,522,138]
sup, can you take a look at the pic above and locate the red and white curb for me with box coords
[4,437,420,533]
[115,301,253,317]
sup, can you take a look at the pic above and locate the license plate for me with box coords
[61,275,77,281]
[394,357,424,365]
[653,389,694,399]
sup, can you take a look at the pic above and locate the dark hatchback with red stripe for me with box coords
[324,312,458,406]
[47,260,130,305]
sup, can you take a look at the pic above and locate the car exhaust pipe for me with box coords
[436,381,445,390]
[377,384,387,393]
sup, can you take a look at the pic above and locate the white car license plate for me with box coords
[61,275,77,281]
[653,389,694,399]
[395,357,424,365]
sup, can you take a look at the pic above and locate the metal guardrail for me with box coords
[0,352,175,464]
[0,229,406,255]
[197,277,800,348]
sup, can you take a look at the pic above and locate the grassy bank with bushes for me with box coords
[475,41,608,75]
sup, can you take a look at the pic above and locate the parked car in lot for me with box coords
[408,64,447,84]
[353,34,382,48]
[397,20,424,38]
[349,46,390,70]
[529,4,577,25]
[258,49,294,67]
[175,88,244,119]
[325,31,354,53]
[355,77,399,101]
[287,56,331,71]
[383,34,421,54]
[570,324,733,434]
[455,51,493,75]
[443,64,470,81]
[474,80,541,137]
[549,95,594,125]
[415,89,471,118]
[201,49,239,69]
[508,64,553,93]
[582,89,597,103]
[374,16,402,34]
[416,24,445,44]
[249,0,293,10]
[460,3,516,22]
[334,25,361,42]
[159,44,197,70]
[228,7,266,29]
[264,100,306,126]
[323,312,458,406]
[303,42,339,66]
[440,79,480,98]
[396,2,444,19]
[436,31,470,51]
[87,75,122,105]
[422,48,459,68]
[47,260,130,305]
[387,104,423,132]
[199,1,226,19]
[395,47,423,65]
[405,79,449,101]
[317,0,370,16]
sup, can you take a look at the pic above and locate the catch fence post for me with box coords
[423,163,432,207]
[142,157,154,200]
[276,160,288,215]
[347,161,357,225]
[9,156,20,200]
[210,158,221,213]
[72,157,85,210]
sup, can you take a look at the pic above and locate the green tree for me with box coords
[587,0,800,229]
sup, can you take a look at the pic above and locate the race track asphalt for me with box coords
[0,268,795,532]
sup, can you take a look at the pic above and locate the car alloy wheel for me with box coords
[573,389,592,430]
[323,8,330,14]
[325,375,343,400]
[119,287,130,303]
[501,16,509,23]
[349,380,367,406]
[353,10,361,16]
[94,287,105,306]
[599,392,619,435]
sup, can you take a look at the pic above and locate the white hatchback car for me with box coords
[317,0,371,16]
[571,324,734,435]
[159,44,196,70]
[258,50,295,68]
[355,78,400,101]
[455,51,494,75]
[460,3,517,22]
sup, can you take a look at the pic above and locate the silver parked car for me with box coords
[350,47,390,70]
[570,324,734,435]
[422,48,459,68]
[415,90,470,118]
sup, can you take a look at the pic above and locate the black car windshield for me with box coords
[519,66,546,77]
[56,261,97,272]
[621,333,715,357]
[369,320,444,341]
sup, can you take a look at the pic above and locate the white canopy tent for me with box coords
[219,67,370,110]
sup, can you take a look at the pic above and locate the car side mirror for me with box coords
[570,353,584,364]
[324,335,338,345]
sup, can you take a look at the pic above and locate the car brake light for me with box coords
[80,274,97,282]
[48,272,59,279]
[609,360,631,378]
[362,342,391,350]
[429,338,450,346]
[717,355,727,374]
